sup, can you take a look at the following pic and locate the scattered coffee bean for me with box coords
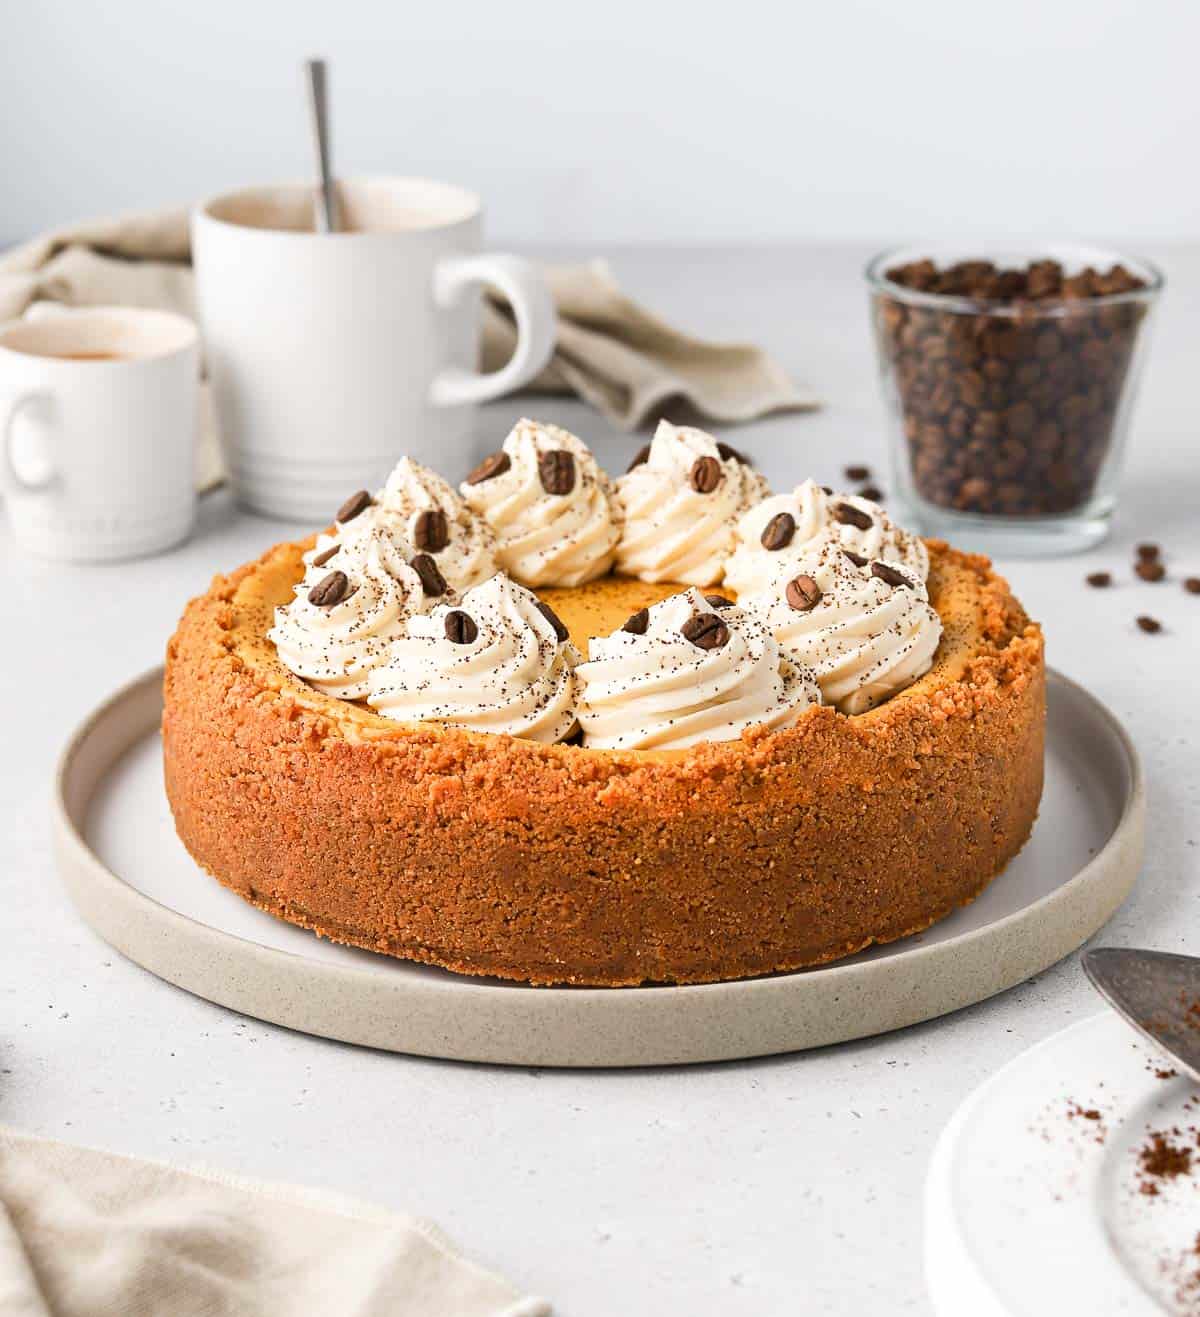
[622,608,649,635]
[877,257,1149,517]
[1086,571,1112,588]
[820,485,833,495]
[538,449,576,496]
[760,512,796,551]
[833,501,873,531]
[465,451,511,485]
[858,485,884,503]
[785,574,822,611]
[1135,560,1166,583]
[411,553,449,597]
[336,490,373,524]
[681,611,730,651]
[870,561,910,588]
[312,544,340,568]
[842,550,869,568]
[414,508,449,553]
[535,599,569,642]
[717,441,748,465]
[307,570,352,607]
[1185,577,1200,595]
[1136,615,1162,634]
[690,455,723,494]
[704,594,734,610]
[626,444,651,472]
[844,464,871,482]
[1136,542,1161,561]
[443,610,478,645]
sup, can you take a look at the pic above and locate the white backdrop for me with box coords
[3,0,1199,245]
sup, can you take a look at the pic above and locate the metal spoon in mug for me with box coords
[303,57,339,233]
[1083,947,1200,1083]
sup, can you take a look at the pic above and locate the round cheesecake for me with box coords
[163,536,1044,986]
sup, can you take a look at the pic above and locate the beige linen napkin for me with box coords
[0,209,815,490]
[0,1126,549,1317]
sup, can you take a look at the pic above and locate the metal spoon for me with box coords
[303,57,339,233]
[1083,947,1200,1083]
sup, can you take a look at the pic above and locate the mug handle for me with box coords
[429,254,556,407]
[2,391,55,491]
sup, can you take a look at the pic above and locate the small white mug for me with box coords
[192,176,557,521]
[0,307,199,562]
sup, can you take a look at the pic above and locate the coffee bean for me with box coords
[760,512,796,551]
[844,464,871,482]
[1135,560,1166,583]
[1136,615,1162,634]
[833,501,873,531]
[1086,571,1112,588]
[858,485,884,503]
[1185,577,1200,595]
[704,594,734,609]
[307,570,352,607]
[535,599,569,642]
[443,610,478,645]
[626,444,651,472]
[411,553,449,597]
[336,490,373,524]
[414,508,449,553]
[870,561,910,588]
[689,455,723,494]
[681,612,729,651]
[538,449,576,496]
[1136,542,1160,561]
[785,574,822,611]
[622,608,649,635]
[465,451,511,485]
[842,550,868,568]
[312,544,340,567]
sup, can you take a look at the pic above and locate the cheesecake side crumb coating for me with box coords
[163,539,1044,986]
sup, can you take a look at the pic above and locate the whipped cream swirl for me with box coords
[377,457,498,593]
[575,588,818,750]
[614,421,769,587]
[459,419,621,588]
[367,573,580,743]
[724,479,928,597]
[271,522,424,699]
[743,542,942,714]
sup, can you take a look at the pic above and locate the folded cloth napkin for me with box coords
[0,210,816,490]
[0,1126,549,1317]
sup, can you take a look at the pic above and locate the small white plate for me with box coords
[927,1011,1200,1316]
[53,667,1143,1067]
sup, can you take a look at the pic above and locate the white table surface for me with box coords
[3,243,1198,1315]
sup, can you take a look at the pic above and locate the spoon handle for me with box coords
[304,58,338,233]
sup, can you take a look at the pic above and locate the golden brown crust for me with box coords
[162,540,1045,986]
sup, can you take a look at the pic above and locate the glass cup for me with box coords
[866,244,1163,556]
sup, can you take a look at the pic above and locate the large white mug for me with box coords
[0,307,199,561]
[192,176,557,520]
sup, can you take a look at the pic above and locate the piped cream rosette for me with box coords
[459,419,621,588]
[575,588,818,750]
[723,478,929,597]
[367,573,580,743]
[743,541,942,714]
[614,420,769,587]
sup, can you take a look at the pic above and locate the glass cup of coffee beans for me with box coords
[866,245,1163,555]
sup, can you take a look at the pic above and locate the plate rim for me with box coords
[924,1010,1165,1316]
[52,665,1146,1067]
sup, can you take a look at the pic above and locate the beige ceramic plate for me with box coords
[53,667,1143,1068]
